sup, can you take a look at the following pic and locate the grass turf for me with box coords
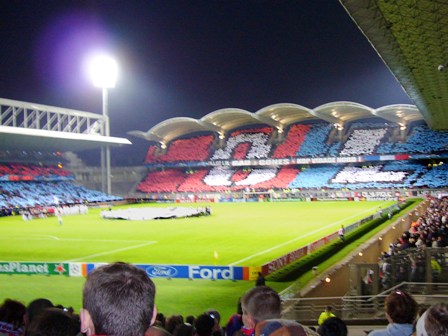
[0,200,394,320]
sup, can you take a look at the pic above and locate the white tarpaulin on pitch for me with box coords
[100,207,203,220]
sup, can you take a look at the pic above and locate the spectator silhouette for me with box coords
[173,323,194,336]
[26,308,79,336]
[255,273,266,287]
[165,315,183,335]
[0,299,26,336]
[24,298,54,336]
[195,314,214,336]
[225,298,243,336]
[317,317,347,336]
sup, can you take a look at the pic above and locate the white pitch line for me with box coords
[0,235,59,241]
[229,203,388,266]
[66,241,157,262]
[52,238,151,243]
[0,236,150,243]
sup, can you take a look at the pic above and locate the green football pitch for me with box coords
[0,200,394,320]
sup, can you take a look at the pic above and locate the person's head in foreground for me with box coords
[384,290,417,324]
[317,317,347,336]
[416,303,448,336]
[255,319,319,336]
[81,262,156,336]
[241,286,281,331]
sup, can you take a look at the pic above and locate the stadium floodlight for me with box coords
[89,55,118,89]
[89,54,118,195]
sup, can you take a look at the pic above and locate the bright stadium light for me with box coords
[89,55,118,89]
[89,54,118,195]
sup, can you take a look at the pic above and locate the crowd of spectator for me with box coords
[145,136,214,164]
[142,121,448,166]
[137,161,448,193]
[339,128,388,157]
[211,133,272,161]
[0,163,71,178]
[296,124,332,157]
[379,125,448,154]
[377,196,448,289]
[272,124,311,158]
[0,161,122,215]
[0,181,121,209]
[137,120,448,194]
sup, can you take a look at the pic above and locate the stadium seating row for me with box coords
[0,181,122,209]
[136,162,446,193]
[0,163,71,177]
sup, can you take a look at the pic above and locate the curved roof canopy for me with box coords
[340,0,448,130]
[128,117,213,147]
[202,108,282,134]
[129,102,423,146]
[256,103,318,126]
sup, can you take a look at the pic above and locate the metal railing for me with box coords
[282,282,448,322]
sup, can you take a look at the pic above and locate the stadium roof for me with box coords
[128,102,423,146]
[0,98,132,152]
[340,0,448,130]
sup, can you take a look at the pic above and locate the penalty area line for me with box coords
[65,241,157,262]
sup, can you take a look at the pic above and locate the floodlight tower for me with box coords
[90,55,118,195]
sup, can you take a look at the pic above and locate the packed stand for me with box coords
[296,124,332,157]
[378,124,448,155]
[137,120,448,193]
[379,196,448,289]
[0,181,121,209]
[211,131,272,161]
[272,124,311,158]
[339,124,389,157]
[137,169,187,193]
[413,163,448,188]
[0,163,72,179]
[145,135,214,164]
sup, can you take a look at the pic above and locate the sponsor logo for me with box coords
[0,262,51,275]
[146,265,178,278]
[54,263,66,274]
[0,261,68,275]
[69,263,83,277]
[189,266,234,280]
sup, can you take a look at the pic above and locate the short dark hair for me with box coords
[317,317,347,336]
[385,290,417,324]
[241,286,281,323]
[0,298,26,329]
[195,314,214,336]
[27,308,79,336]
[83,262,156,336]
[26,298,54,327]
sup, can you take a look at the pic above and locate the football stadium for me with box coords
[1,1,448,335]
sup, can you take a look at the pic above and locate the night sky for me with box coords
[0,1,412,166]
